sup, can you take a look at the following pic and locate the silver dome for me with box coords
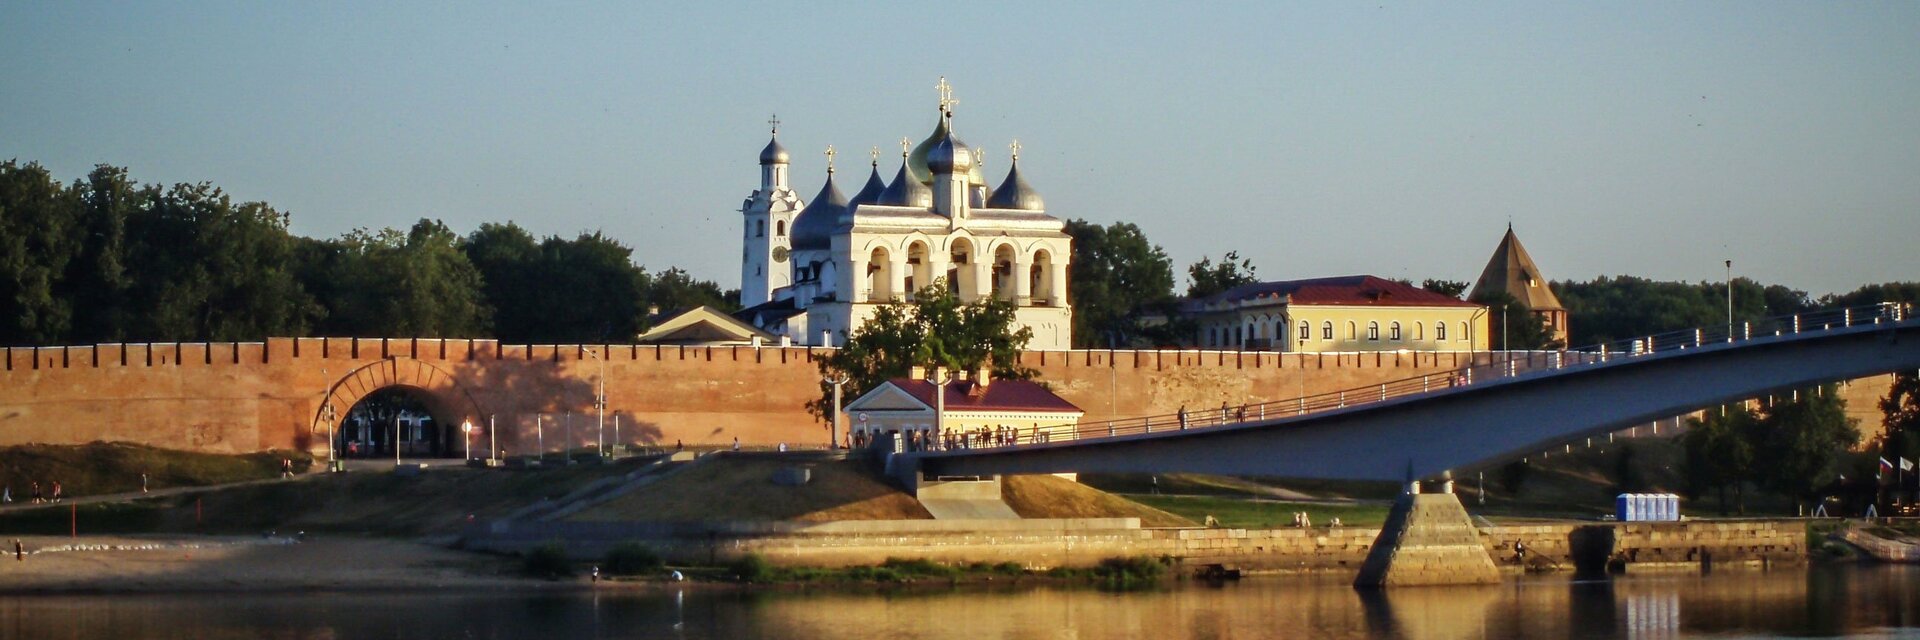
[790,172,846,251]
[758,136,790,165]
[985,159,1044,210]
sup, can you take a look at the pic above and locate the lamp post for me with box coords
[824,372,849,449]
[536,414,545,464]
[462,420,472,461]
[489,414,498,464]
[1725,259,1734,340]
[584,347,607,456]
[321,401,337,472]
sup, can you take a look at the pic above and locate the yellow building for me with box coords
[1185,275,1489,352]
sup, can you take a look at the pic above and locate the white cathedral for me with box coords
[734,81,1074,350]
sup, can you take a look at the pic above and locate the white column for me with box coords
[973,261,993,302]
[1049,261,1069,306]
[1014,256,1033,305]
[846,258,867,303]
[890,258,909,301]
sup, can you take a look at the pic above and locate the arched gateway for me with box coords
[311,357,487,459]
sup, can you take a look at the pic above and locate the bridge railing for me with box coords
[922,302,1911,453]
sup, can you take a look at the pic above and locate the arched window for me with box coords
[1435,322,1448,341]
[756,219,766,237]
[1367,321,1380,341]
[1208,327,1217,347]
[1460,321,1470,342]
[1275,321,1286,344]
[776,220,786,236]
[1346,321,1357,341]
[1390,322,1402,341]
[1235,326,1243,346]
[1299,320,1311,343]
[1414,322,1425,341]
[1322,321,1334,341]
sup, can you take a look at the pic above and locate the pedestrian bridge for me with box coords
[907,305,1920,483]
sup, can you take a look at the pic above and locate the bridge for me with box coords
[908,304,1920,484]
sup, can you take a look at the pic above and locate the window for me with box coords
[1435,322,1447,341]
[1299,320,1311,343]
[1235,326,1243,346]
[1347,321,1357,341]
[1208,327,1217,347]
[1414,322,1424,341]
[1322,321,1334,340]
[1460,321,1470,341]
[1390,322,1402,341]
[776,220,786,236]
[1275,321,1286,344]
[756,219,765,237]
[1367,321,1380,341]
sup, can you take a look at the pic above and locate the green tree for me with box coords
[1754,386,1860,511]
[58,165,143,343]
[645,267,737,322]
[1553,275,1810,344]
[1420,279,1470,299]
[312,220,489,337]
[1880,371,1920,467]
[1469,289,1561,350]
[1064,219,1175,348]
[1683,404,1759,514]
[811,281,1033,421]
[462,222,545,341]
[123,182,318,341]
[0,160,82,345]
[1185,251,1258,299]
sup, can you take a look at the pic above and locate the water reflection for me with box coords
[2,565,1916,639]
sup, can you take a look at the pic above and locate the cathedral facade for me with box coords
[737,82,1073,350]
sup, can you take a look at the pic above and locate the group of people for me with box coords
[850,425,1056,452]
[1289,512,1342,528]
[1176,403,1249,430]
[1,480,62,505]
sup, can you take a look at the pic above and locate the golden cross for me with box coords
[870,146,879,166]
[768,114,779,135]
[900,136,911,156]
[1009,139,1021,161]
[936,76,956,114]
[823,145,836,172]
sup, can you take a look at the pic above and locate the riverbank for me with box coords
[0,535,543,593]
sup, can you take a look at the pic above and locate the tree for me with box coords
[1420,279,1469,299]
[58,165,142,343]
[1880,371,1920,467]
[1185,251,1258,299]
[122,182,318,341]
[462,222,545,341]
[1064,219,1175,348]
[311,220,489,337]
[645,267,737,321]
[1754,387,1860,511]
[0,160,81,345]
[1469,289,1561,350]
[811,281,1033,421]
[1683,404,1759,514]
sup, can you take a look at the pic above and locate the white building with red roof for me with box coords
[842,368,1084,448]
[1182,275,1489,352]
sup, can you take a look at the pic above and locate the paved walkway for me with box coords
[0,472,325,515]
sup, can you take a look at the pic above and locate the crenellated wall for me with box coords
[0,338,1899,456]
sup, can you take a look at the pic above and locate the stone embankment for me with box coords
[465,516,1807,574]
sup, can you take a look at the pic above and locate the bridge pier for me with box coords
[1354,481,1501,588]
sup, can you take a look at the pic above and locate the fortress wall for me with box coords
[0,339,1901,456]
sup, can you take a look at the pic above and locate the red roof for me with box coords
[1197,275,1480,308]
[887,378,1083,413]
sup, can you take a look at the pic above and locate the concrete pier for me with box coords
[1354,490,1501,587]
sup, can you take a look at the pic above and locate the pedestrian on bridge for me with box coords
[1178,405,1189,430]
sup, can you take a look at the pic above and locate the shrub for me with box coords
[1092,555,1165,587]
[603,542,662,576]
[731,553,773,582]
[879,557,956,579]
[523,541,572,578]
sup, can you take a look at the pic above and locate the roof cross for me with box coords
[768,114,780,135]
[870,146,879,166]
[824,145,836,173]
[1009,139,1022,162]
[900,136,912,157]
[936,76,957,115]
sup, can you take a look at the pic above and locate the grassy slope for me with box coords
[1001,475,1196,527]
[1130,495,1391,528]
[0,442,312,498]
[568,456,934,522]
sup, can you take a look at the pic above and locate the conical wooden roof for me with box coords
[1469,227,1564,311]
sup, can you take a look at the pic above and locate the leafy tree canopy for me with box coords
[811,281,1033,421]
[1185,250,1259,299]
[1064,219,1175,348]
[1468,289,1562,350]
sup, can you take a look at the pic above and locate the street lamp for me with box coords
[489,414,498,464]
[823,372,849,449]
[584,347,608,456]
[462,420,473,461]
[1725,259,1734,340]
[321,401,337,472]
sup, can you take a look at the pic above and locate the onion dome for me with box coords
[758,135,789,166]
[790,171,847,251]
[878,154,932,207]
[985,157,1044,210]
[907,117,989,187]
[849,158,887,206]
[925,131,974,175]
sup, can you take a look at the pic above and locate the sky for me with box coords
[4,2,1917,297]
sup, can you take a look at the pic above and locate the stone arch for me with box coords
[311,357,487,458]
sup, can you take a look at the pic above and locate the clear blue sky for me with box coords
[5,2,1916,296]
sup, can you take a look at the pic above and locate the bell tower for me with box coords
[741,115,801,306]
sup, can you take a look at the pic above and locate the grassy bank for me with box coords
[0,442,310,499]
[1129,494,1392,528]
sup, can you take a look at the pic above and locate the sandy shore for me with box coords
[0,534,571,593]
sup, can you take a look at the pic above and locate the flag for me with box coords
[1904,457,1916,472]
[1880,457,1895,479]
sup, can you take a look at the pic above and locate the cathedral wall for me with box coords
[0,340,1899,455]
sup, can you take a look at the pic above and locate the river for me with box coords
[3,564,1917,639]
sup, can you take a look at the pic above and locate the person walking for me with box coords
[30,481,42,504]
[141,473,149,493]
[2,485,10,504]
[281,459,293,479]
[1178,405,1189,430]
[731,437,740,452]
[50,481,62,503]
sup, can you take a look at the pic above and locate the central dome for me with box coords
[907,117,988,187]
